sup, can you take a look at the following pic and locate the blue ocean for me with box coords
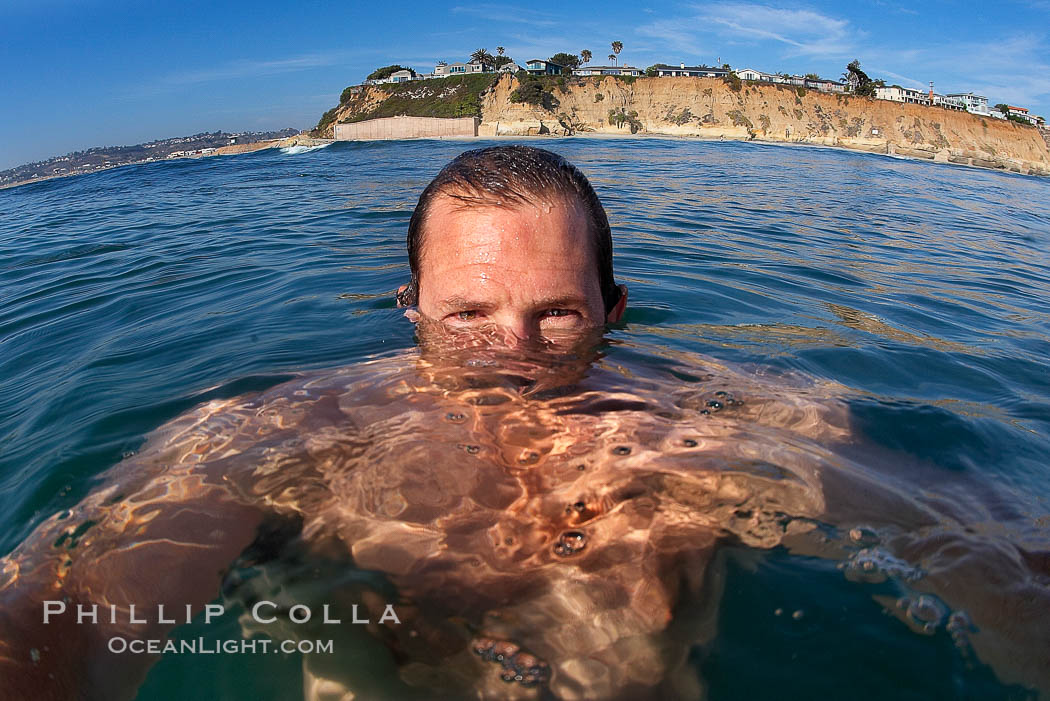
[2,139,1048,700]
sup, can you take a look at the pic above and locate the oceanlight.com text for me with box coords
[107,637,334,655]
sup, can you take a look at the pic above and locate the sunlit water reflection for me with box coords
[1,138,1048,699]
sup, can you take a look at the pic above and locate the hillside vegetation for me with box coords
[316,74,497,134]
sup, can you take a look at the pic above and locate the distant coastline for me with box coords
[0,129,298,191]
[319,74,1050,177]
[5,75,1050,192]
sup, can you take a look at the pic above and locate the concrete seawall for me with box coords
[334,116,479,140]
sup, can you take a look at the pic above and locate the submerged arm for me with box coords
[0,398,281,701]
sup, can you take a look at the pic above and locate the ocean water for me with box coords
[1,139,1049,700]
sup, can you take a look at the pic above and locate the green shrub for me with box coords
[725,72,742,92]
[366,65,411,81]
[510,75,559,110]
[728,110,753,128]
[796,85,807,97]
[341,74,496,123]
[316,107,339,133]
[609,108,642,133]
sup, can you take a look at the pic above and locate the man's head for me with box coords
[399,146,626,345]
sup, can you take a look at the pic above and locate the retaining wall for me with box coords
[334,116,479,140]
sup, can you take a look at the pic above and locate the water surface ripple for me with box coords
[2,139,1049,700]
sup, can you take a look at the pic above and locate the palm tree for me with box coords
[581,49,592,64]
[611,41,623,66]
[496,46,505,57]
[608,53,616,66]
[471,48,490,64]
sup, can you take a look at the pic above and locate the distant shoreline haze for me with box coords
[0,129,298,189]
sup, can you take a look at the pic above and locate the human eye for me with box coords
[540,308,581,325]
[447,310,482,324]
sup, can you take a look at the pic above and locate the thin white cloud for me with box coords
[695,3,857,56]
[870,33,1050,110]
[637,3,858,60]
[637,19,708,55]
[450,4,557,27]
[164,52,344,85]
[872,68,926,90]
[634,4,1047,113]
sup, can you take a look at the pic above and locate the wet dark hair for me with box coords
[400,145,621,314]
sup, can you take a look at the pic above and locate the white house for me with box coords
[1004,105,1037,125]
[498,62,521,73]
[875,86,930,105]
[946,92,990,116]
[804,77,846,93]
[655,63,728,78]
[931,94,964,111]
[465,59,493,73]
[525,59,564,76]
[572,65,641,77]
[387,69,416,84]
[737,68,773,82]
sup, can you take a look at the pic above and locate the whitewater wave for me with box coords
[280,143,331,155]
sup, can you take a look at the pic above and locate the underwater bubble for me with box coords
[844,548,923,583]
[473,637,496,656]
[715,391,727,398]
[491,640,519,661]
[518,451,540,465]
[682,438,698,448]
[573,501,586,512]
[792,610,804,620]
[553,530,587,557]
[30,648,40,663]
[458,444,480,455]
[613,446,632,456]
[848,526,880,547]
[946,611,975,651]
[904,595,948,631]
[577,464,586,471]
[706,400,723,410]
[700,409,710,416]
[946,610,973,634]
[774,608,783,616]
[445,412,466,423]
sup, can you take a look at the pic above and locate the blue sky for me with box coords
[2,0,1048,170]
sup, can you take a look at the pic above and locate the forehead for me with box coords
[418,192,595,268]
[414,191,603,309]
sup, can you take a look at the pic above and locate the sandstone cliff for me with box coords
[321,74,1050,176]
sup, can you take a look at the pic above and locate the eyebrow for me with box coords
[531,295,590,309]
[438,295,496,312]
[437,295,590,312]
